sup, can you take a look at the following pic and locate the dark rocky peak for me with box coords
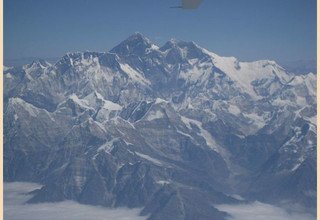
[110,32,158,57]
[160,39,208,64]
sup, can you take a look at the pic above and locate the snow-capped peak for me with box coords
[197,47,293,99]
[3,65,13,72]
[23,59,51,70]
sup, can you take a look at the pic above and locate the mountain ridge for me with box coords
[4,33,316,220]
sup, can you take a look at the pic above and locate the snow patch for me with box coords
[120,63,150,85]
[135,152,163,166]
[243,112,266,129]
[180,116,219,152]
[11,98,39,117]
[103,100,122,111]
[156,180,170,185]
[155,98,168,104]
[146,110,164,121]
[5,73,14,79]
[98,139,117,153]
[228,104,241,115]
[69,94,90,109]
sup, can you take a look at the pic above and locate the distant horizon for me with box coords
[4,31,316,62]
[3,32,318,63]
[4,32,316,74]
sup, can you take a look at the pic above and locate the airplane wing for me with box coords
[182,0,203,9]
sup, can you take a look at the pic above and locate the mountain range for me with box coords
[4,33,316,220]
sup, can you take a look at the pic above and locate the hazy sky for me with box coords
[4,0,316,62]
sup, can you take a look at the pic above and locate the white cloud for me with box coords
[6,182,315,220]
[216,201,315,220]
[4,182,147,220]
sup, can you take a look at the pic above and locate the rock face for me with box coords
[4,33,316,219]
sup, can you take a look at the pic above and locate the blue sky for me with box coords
[4,0,316,62]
